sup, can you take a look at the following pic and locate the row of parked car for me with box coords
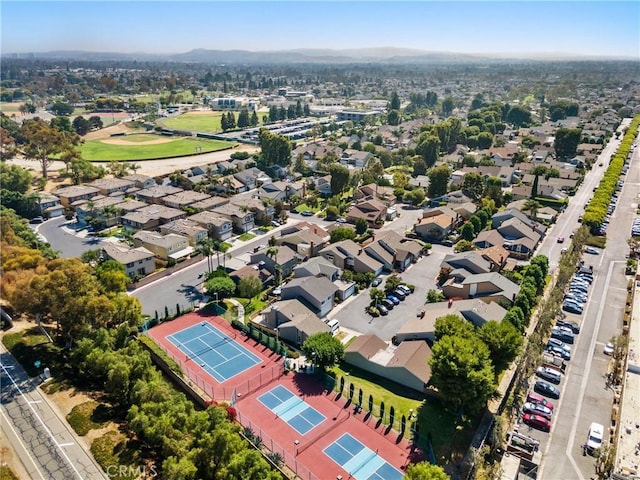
[562,269,594,315]
[368,284,413,316]
[631,217,640,237]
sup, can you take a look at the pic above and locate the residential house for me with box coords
[54,185,100,207]
[364,231,422,272]
[212,203,254,233]
[340,149,372,169]
[136,185,183,205]
[358,183,396,206]
[319,240,384,276]
[441,252,492,275]
[187,211,233,241]
[414,206,459,241]
[313,175,333,197]
[478,245,511,272]
[75,196,124,227]
[102,243,155,279]
[345,335,432,393]
[133,231,193,262]
[294,257,356,301]
[189,195,230,212]
[473,229,506,249]
[160,219,208,247]
[280,275,337,318]
[277,222,330,258]
[234,198,275,225]
[89,177,135,196]
[121,205,186,231]
[36,193,64,218]
[122,174,156,189]
[346,196,387,227]
[250,245,299,279]
[452,202,477,220]
[442,271,520,305]
[234,167,270,191]
[491,208,547,236]
[496,217,542,257]
[161,191,211,210]
[229,264,273,287]
[260,300,330,345]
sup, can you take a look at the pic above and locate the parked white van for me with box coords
[326,319,340,335]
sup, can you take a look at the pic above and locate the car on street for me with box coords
[551,328,575,344]
[522,413,552,432]
[301,210,314,216]
[442,239,454,247]
[557,237,565,243]
[586,422,604,454]
[29,216,44,224]
[562,302,583,315]
[526,391,554,410]
[547,338,571,353]
[584,246,600,255]
[386,294,400,305]
[546,345,571,361]
[536,366,562,384]
[556,320,580,334]
[523,402,553,420]
[603,342,614,355]
[561,247,569,253]
[534,380,560,399]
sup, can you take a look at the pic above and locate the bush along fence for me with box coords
[318,371,435,464]
[230,318,293,358]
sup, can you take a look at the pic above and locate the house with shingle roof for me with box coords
[280,275,337,318]
[345,335,432,393]
[160,219,208,247]
[442,271,520,305]
[365,231,423,272]
[319,240,384,276]
[187,211,233,240]
[260,300,330,346]
[102,243,155,279]
[346,196,387,227]
[135,185,183,205]
[132,231,193,261]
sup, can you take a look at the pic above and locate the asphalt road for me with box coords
[0,345,108,480]
[37,217,109,258]
[520,122,636,480]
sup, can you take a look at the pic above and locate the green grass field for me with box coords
[80,136,233,161]
[162,112,230,132]
[0,102,24,114]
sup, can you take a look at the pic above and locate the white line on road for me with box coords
[0,406,47,480]
[27,400,42,404]
[564,261,621,479]
[57,442,75,447]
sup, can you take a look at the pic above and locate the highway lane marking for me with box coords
[0,360,85,480]
[0,406,47,480]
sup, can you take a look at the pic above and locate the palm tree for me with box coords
[197,237,215,273]
[522,199,541,220]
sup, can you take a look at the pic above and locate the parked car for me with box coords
[381,299,395,310]
[526,391,554,410]
[551,328,575,344]
[336,217,347,223]
[603,342,614,355]
[556,320,580,334]
[522,413,552,432]
[371,278,382,287]
[562,302,583,315]
[442,239,454,247]
[523,402,553,420]
[29,216,44,224]
[547,338,571,353]
[301,210,314,217]
[536,366,562,384]
[397,285,412,295]
[586,422,604,454]
[386,295,400,305]
[377,304,389,316]
[546,345,572,361]
[393,289,406,300]
[534,380,560,399]
[584,246,600,255]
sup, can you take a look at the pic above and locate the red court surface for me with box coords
[147,312,284,401]
[148,311,425,478]
[235,372,425,480]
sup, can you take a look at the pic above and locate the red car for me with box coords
[522,413,552,432]
[557,237,565,243]
[526,391,554,410]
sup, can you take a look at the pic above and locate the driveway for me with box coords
[37,217,110,258]
[330,244,451,341]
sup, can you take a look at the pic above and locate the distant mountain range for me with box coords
[1,47,635,64]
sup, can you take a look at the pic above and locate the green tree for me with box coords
[554,127,582,159]
[462,172,484,199]
[72,115,90,135]
[302,332,345,370]
[389,91,401,110]
[258,128,292,167]
[477,320,523,371]
[204,276,236,300]
[355,218,368,235]
[51,101,74,116]
[426,289,445,303]
[20,117,81,178]
[429,335,496,413]
[405,462,450,480]
[413,158,427,176]
[237,109,250,129]
[237,275,262,299]
[434,314,474,341]
[427,164,451,198]
[384,274,403,294]
[329,163,350,195]
[325,205,339,220]
[330,226,356,243]
[0,163,31,194]
[460,222,476,241]
[483,176,503,207]
[441,97,455,116]
[95,260,129,294]
[369,287,386,306]
[387,109,401,126]
[506,105,532,127]
[416,134,441,167]
[477,131,493,149]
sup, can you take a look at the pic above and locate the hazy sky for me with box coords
[2,1,639,58]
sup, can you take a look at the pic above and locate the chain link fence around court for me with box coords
[150,331,285,402]
[235,408,320,480]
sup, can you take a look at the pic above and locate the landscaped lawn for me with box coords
[237,232,256,241]
[328,363,477,465]
[79,137,233,161]
[162,112,232,132]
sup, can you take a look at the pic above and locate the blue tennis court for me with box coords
[167,322,261,383]
[258,385,326,435]
[324,433,404,480]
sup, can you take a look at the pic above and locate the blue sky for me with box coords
[2,1,639,58]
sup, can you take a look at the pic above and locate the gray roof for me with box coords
[282,275,337,303]
[102,243,153,263]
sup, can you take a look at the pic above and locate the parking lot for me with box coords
[331,245,450,341]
